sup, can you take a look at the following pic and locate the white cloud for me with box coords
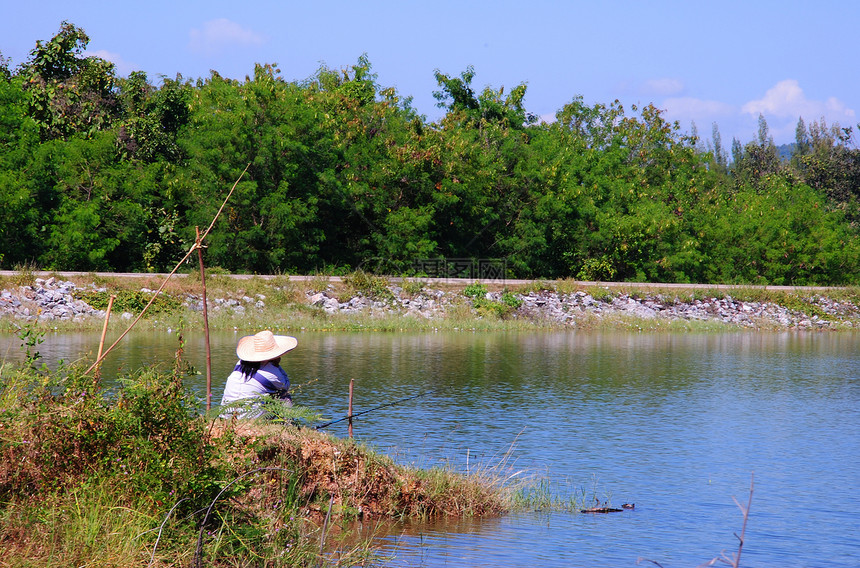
[742,79,855,122]
[84,49,138,76]
[643,78,684,97]
[188,19,265,55]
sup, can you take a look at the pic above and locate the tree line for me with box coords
[2,22,859,285]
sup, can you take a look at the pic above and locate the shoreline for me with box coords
[2,272,859,332]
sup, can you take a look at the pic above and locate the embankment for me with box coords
[2,272,859,331]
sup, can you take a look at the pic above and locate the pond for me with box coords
[2,329,858,567]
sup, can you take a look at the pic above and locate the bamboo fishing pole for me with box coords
[94,294,115,381]
[196,226,212,411]
[83,164,249,377]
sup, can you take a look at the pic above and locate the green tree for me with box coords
[429,67,539,272]
[791,117,860,218]
[732,115,781,189]
[313,56,444,270]
[180,63,355,273]
[0,67,46,267]
[433,65,535,128]
[116,72,190,162]
[20,21,119,141]
[700,177,860,285]
[37,132,154,270]
[711,122,727,172]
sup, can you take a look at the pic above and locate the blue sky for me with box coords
[3,0,857,146]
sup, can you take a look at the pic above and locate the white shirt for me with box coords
[220,361,290,418]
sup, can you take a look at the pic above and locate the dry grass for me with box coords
[210,421,510,522]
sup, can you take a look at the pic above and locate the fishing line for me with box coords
[314,389,441,430]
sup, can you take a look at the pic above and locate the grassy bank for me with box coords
[2,270,859,334]
[0,360,515,567]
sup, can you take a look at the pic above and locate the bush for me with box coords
[465,286,522,319]
[500,291,523,309]
[463,282,488,298]
[343,270,394,302]
[0,366,219,504]
[75,288,182,316]
[0,361,509,565]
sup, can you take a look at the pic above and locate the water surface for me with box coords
[2,329,858,567]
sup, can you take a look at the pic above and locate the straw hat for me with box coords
[236,330,298,362]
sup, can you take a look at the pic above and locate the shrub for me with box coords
[75,288,182,316]
[401,279,426,296]
[466,289,522,320]
[343,270,394,302]
[0,366,219,505]
[463,282,488,298]
[500,291,523,309]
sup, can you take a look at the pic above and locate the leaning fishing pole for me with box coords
[314,389,441,430]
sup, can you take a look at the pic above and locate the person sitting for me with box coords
[220,330,297,419]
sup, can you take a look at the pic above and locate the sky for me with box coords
[2,0,858,147]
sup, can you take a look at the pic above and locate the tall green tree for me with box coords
[20,21,119,141]
[430,67,539,270]
[116,71,190,162]
[732,114,781,189]
[791,117,860,218]
[0,65,43,267]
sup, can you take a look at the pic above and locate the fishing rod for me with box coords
[314,389,441,430]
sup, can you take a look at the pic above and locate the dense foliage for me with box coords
[2,22,860,284]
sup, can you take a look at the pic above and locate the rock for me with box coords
[1,277,858,330]
[309,292,327,306]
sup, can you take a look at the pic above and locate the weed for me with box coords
[16,322,45,369]
[500,291,523,309]
[185,266,232,281]
[83,271,112,288]
[269,273,292,289]
[75,289,182,317]
[777,294,832,320]
[510,473,614,513]
[343,270,394,303]
[464,289,522,320]
[401,279,426,296]
[264,284,303,308]
[554,279,582,296]
[305,273,331,295]
[591,288,615,303]
[9,262,39,287]
[515,280,554,295]
[463,282,488,298]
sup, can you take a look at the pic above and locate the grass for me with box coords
[341,270,395,303]
[510,474,617,513]
[0,483,159,566]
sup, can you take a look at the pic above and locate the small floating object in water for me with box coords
[580,507,623,513]
[622,503,635,509]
